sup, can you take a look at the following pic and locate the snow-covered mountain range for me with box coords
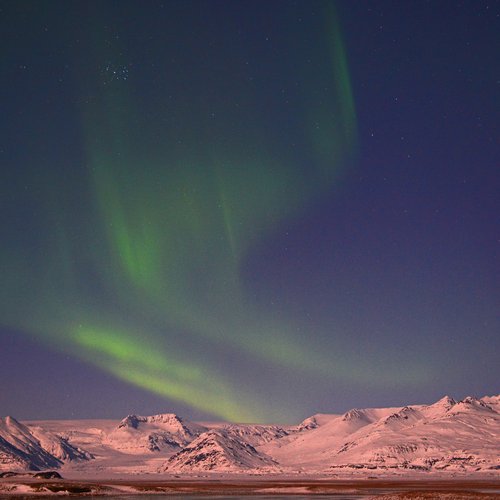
[2,395,498,477]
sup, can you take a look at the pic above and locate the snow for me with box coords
[0,394,497,478]
[104,413,206,453]
[162,429,278,472]
[264,396,499,473]
[0,416,89,471]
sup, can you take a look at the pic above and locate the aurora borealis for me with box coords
[1,1,498,422]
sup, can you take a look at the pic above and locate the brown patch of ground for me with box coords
[0,478,499,497]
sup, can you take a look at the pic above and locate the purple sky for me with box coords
[0,0,498,422]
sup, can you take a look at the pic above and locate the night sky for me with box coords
[0,0,498,423]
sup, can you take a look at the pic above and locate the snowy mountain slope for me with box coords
[295,413,341,431]
[21,416,206,477]
[260,406,401,469]
[162,429,279,472]
[27,419,118,454]
[221,423,291,447]
[104,413,206,453]
[483,395,500,412]
[0,416,90,471]
[327,404,499,471]
[3,394,497,476]
[28,426,92,463]
[262,396,500,473]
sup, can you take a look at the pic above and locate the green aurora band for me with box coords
[0,5,431,422]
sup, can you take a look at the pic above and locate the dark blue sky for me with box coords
[0,0,498,422]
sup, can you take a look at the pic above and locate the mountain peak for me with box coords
[434,395,457,408]
[1,416,23,430]
[109,413,206,453]
[163,429,278,472]
[118,413,185,431]
[118,415,142,429]
[297,415,319,430]
[446,396,494,413]
[0,415,91,472]
[342,409,367,422]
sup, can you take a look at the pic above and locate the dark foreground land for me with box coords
[1,477,500,498]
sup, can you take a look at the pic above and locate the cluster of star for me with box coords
[101,63,130,84]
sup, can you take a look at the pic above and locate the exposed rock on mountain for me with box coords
[1,395,498,475]
[162,429,279,472]
[0,416,91,471]
[105,413,206,453]
[222,423,290,446]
